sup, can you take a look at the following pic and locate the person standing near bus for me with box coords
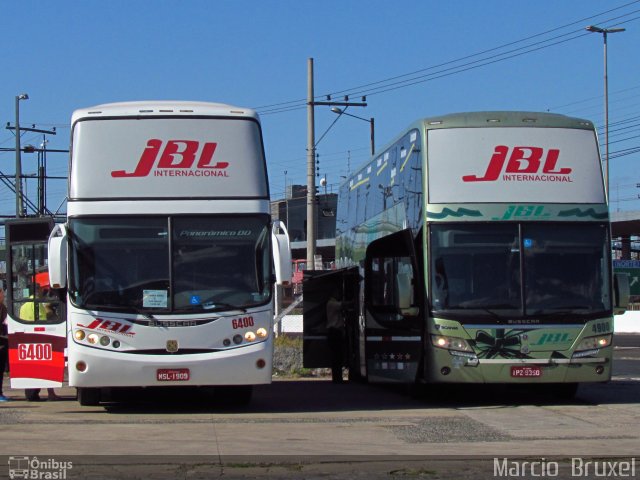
[326,287,345,384]
[20,278,61,402]
[0,288,10,402]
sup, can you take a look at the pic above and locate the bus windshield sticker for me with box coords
[179,229,253,238]
[143,290,168,308]
[524,238,534,248]
[190,295,201,306]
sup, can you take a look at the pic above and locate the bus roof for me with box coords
[418,111,594,130]
[343,111,595,183]
[71,101,259,124]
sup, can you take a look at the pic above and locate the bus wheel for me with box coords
[407,382,428,399]
[77,387,101,406]
[346,334,366,383]
[348,365,366,383]
[554,383,578,400]
[220,385,253,406]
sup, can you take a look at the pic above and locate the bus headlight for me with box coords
[74,330,86,341]
[87,333,100,345]
[431,335,474,353]
[575,334,612,352]
[256,328,268,338]
[245,331,256,342]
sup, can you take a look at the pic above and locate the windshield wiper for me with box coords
[82,301,158,323]
[528,307,593,318]
[474,305,519,321]
[130,305,157,322]
[201,301,247,313]
[481,303,520,310]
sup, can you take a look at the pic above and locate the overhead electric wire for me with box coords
[610,146,640,159]
[550,85,640,111]
[256,2,640,116]
[322,2,640,99]
[331,15,640,100]
[258,14,640,114]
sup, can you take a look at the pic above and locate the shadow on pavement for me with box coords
[98,377,640,414]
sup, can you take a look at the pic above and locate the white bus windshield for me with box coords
[68,215,272,313]
[429,223,611,319]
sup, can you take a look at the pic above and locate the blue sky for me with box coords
[1,0,639,217]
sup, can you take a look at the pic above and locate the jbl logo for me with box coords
[79,319,135,336]
[111,139,228,178]
[462,146,571,182]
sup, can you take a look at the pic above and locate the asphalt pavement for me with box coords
[0,333,638,479]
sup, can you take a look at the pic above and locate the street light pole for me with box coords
[15,93,29,217]
[369,117,375,157]
[284,170,289,229]
[331,107,375,156]
[586,25,626,201]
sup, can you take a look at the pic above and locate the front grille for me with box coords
[123,348,223,355]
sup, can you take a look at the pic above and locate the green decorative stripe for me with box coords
[558,208,608,220]
[428,208,483,219]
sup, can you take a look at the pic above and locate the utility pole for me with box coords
[38,136,48,215]
[14,94,29,217]
[306,57,367,270]
[306,58,316,269]
[6,122,57,217]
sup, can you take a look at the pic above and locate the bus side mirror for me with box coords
[272,220,292,286]
[48,224,67,289]
[613,272,630,316]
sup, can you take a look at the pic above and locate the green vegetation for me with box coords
[273,334,325,378]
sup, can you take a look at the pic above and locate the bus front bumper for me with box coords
[68,339,273,388]
[429,349,612,384]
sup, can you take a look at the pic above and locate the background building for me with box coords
[271,184,337,268]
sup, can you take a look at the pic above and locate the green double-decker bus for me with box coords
[304,111,629,396]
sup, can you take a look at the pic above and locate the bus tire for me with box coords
[77,387,101,406]
[554,383,578,400]
[408,382,428,399]
[348,364,365,383]
[220,385,253,406]
[346,325,366,383]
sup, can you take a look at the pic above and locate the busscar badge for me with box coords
[166,340,179,353]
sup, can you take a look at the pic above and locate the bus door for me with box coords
[302,267,360,378]
[364,229,423,383]
[5,218,66,389]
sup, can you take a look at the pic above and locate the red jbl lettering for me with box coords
[111,139,227,178]
[462,146,571,182]
[77,319,135,336]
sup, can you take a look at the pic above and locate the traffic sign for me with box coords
[613,260,640,296]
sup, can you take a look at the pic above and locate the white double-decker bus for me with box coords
[6,101,291,405]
